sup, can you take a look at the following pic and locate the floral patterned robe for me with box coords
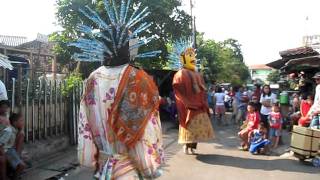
[78,64,164,179]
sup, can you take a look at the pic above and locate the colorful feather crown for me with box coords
[167,38,194,70]
[69,0,161,62]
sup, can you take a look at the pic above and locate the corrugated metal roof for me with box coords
[0,54,13,70]
[0,35,28,47]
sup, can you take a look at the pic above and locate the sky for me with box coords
[0,0,59,39]
[182,0,320,65]
[1,0,320,65]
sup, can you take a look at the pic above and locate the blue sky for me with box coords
[1,0,320,65]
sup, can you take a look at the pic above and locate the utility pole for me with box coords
[194,17,197,49]
[190,0,196,48]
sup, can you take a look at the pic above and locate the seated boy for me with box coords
[0,112,26,179]
[249,122,271,155]
[6,113,26,178]
[0,100,10,180]
[0,124,12,180]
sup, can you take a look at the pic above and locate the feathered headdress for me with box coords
[167,38,194,70]
[0,54,13,70]
[69,0,161,64]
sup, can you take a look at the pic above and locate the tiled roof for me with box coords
[249,64,273,70]
[279,46,319,58]
[0,35,28,47]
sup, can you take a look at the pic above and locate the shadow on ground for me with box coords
[196,154,318,174]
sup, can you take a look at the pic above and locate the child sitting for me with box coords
[268,103,282,148]
[0,100,10,180]
[298,95,314,127]
[7,113,26,179]
[238,102,260,150]
[249,122,271,155]
[0,112,26,180]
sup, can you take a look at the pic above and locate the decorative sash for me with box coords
[108,66,159,148]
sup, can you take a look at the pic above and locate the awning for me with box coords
[266,59,286,69]
[0,54,13,70]
[285,55,320,67]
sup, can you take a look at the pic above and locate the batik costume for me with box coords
[70,1,164,179]
[168,39,214,154]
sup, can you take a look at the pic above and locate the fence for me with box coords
[8,77,83,145]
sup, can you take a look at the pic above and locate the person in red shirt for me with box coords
[228,87,236,97]
[298,95,314,127]
[238,102,260,150]
[268,103,282,148]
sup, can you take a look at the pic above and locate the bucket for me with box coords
[280,91,289,105]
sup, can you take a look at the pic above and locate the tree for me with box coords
[221,38,244,62]
[267,70,281,83]
[51,0,192,74]
[196,34,249,85]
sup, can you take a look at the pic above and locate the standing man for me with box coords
[309,72,320,129]
[169,39,214,155]
[71,1,164,179]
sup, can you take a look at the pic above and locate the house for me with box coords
[0,35,57,83]
[267,46,320,75]
[267,34,320,73]
[249,64,274,83]
[266,46,320,94]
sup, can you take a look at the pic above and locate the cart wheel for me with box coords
[312,157,320,167]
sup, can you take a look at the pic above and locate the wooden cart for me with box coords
[290,126,320,161]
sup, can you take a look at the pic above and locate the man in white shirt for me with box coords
[0,80,8,101]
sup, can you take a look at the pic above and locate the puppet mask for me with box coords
[180,48,196,71]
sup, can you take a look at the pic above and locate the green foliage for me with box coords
[221,39,244,62]
[49,31,77,67]
[62,73,83,96]
[197,34,250,85]
[52,0,192,72]
[267,70,281,83]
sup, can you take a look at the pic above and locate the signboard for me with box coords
[303,35,320,50]
[36,33,49,43]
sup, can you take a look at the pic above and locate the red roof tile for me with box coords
[279,46,318,58]
[249,64,273,70]
[249,64,272,70]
